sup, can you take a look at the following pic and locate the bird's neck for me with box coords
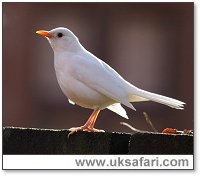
[53,39,85,54]
[68,39,85,53]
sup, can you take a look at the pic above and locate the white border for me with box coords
[1,0,198,175]
[3,155,194,170]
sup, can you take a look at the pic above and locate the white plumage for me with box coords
[36,27,185,135]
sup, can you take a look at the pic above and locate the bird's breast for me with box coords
[54,54,115,109]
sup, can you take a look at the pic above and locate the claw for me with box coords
[67,109,104,138]
[67,126,105,138]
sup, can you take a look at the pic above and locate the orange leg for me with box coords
[68,109,104,137]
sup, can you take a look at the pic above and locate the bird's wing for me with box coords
[73,53,136,111]
[107,103,128,119]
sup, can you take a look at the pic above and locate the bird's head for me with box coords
[36,27,79,52]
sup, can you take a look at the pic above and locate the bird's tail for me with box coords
[128,87,185,110]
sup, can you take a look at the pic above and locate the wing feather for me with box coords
[73,53,136,110]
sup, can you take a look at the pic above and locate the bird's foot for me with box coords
[68,126,105,137]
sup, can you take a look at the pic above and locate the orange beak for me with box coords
[36,30,52,38]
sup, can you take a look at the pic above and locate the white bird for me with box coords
[36,27,185,135]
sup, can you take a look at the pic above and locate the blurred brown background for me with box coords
[3,3,193,133]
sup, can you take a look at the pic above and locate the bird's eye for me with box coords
[57,33,63,38]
